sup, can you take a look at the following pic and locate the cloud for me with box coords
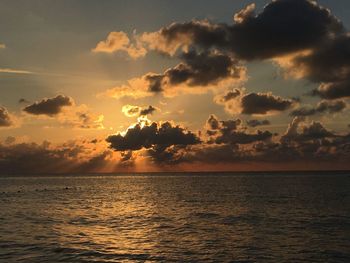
[0,139,119,174]
[106,121,200,151]
[98,0,344,100]
[0,106,14,127]
[246,119,271,127]
[122,105,141,117]
[240,93,294,115]
[271,33,350,100]
[137,0,342,60]
[50,103,104,130]
[140,105,157,116]
[0,68,33,74]
[22,95,104,129]
[311,80,350,100]
[228,0,343,60]
[165,50,244,87]
[205,114,273,145]
[144,50,246,97]
[23,95,74,116]
[290,100,346,116]
[273,27,350,100]
[101,50,246,99]
[98,0,349,102]
[92,31,147,59]
[216,90,295,115]
[2,116,350,172]
[281,116,336,142]
[69,112,104,129]
[98,76,155,99]
[122,105,158,117]
[18,98,30,104]
[234,3,256,24]
[183,117,350,167]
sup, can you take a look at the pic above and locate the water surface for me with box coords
[0,173,349,262]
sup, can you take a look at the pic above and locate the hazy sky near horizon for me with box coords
[0,0,350,173]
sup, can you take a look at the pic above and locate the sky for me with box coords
[0,0,350,173]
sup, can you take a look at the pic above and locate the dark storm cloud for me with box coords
[246,119,271,127]
[140,106,157,116]
[106,122,200,151]
[23,95,73,116]
[290,100,346,116]
[240,93,294,115]
[0,106,14,127]
[151,0,343,60]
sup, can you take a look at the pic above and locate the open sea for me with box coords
[0,172,349,262]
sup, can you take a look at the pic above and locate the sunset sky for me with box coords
[1,0,350,173]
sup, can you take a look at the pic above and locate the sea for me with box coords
[0,172,349,262]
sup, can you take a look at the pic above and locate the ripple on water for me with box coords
[0,174,349,262]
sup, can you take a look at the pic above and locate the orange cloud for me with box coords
[92,31,147,59]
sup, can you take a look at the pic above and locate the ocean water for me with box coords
[0,173,349,263]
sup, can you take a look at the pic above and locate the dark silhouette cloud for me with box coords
[179,117,350,166]
[144,50,245,93]
[23,95,73,116]
[145,74,164,93]
[311,80,350,100]
[140,105,157,116]
[246,119,271,127]
[206,115,273,145]
[145,0,343,60]
[0,140,114,174]
[122,105,141,117]
[169,51,243,86]
[287,35,350,99]
[215,90,295,115]
[106,122,200,151]
[0,106,14,127]
[228,0,343,60]
[137,0,349,101]
[241,93,294,114]
[281,117,336,143]
[291,100,346,116]
[222,89,241,101]
[122,105,158,117]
